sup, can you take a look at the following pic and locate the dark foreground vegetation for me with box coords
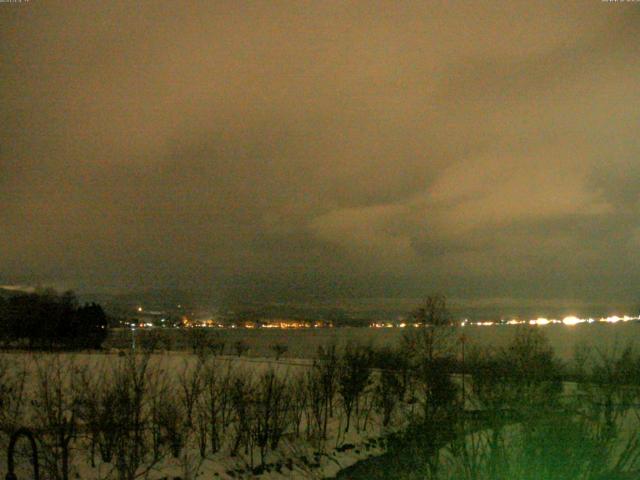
[0,290,107,349]
[340,302,640,480]
[2,294,640,480]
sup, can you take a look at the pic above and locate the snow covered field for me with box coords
[0,351,411,480]
[5,324,640,479]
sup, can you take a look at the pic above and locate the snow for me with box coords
[0,351,406,480]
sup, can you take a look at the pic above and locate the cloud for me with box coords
[1,1,639,305]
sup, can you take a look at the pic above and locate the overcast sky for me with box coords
[1,1,639,305]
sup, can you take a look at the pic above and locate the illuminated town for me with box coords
[371,315,640,328]
[126,304,640,330]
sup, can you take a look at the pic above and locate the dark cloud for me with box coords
[1,1,639,307]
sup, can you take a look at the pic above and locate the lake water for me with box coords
[107,322,640,361]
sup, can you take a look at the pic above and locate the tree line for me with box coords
[0,289,108,349]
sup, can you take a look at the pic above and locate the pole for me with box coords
[461,334,466,409]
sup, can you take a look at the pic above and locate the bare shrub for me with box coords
[0,355,27,433]
[76,364,119,467]
[371,346,412,401]
[467,346,520,418]
[375,368,404,427]
[234,340,249,357]
[305,367,325,440]
[417,357,459,425]
[138,329,162,353]
[109,352,157,480]
[468,328,560,415]
[577,344,640,450]
[199,358,232,455]
[229,371,254,458]
[449,336,640,480]
[269,343,288,360]
[445,330,567,480]
[156,392,186,458]
[504,327,557,382]
[178,449,205,480]
[31,355,81,480]
[337,342,372,432]
[184,328,208,355]
[148,366,172,462]
[315,344,339,441]
[369,345,412,427]
[177,358,204,429]
[208,333,226,356]
[159,330,175,351]
[289,373,308,438]
[252,369,293,466]
[193,398,208,458]
[355,385,377,434]
[444,386,640,480]
[219,362,237,436]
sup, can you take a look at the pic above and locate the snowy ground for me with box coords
[1,351,411,480]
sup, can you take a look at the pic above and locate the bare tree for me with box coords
[402,294,455,363]
[289,373,308,438]
[76,364,117,467]
[337,342,371,432]
[229,373,254,458]
[316,344,339,441]
[148,366,172,462]
[375,368,404,427]
[178,358,204,429]
[109,352,159,480]
[305,367,324,441]
[156,393,186,458]
[252,369,292,466]
[31,355,81,480]
[0,356,27,434]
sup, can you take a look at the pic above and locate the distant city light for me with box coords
[365,314,640,329]
[562,316,583,326]
[530,317,550,326]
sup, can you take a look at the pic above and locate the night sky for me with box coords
[1,2,639,306]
